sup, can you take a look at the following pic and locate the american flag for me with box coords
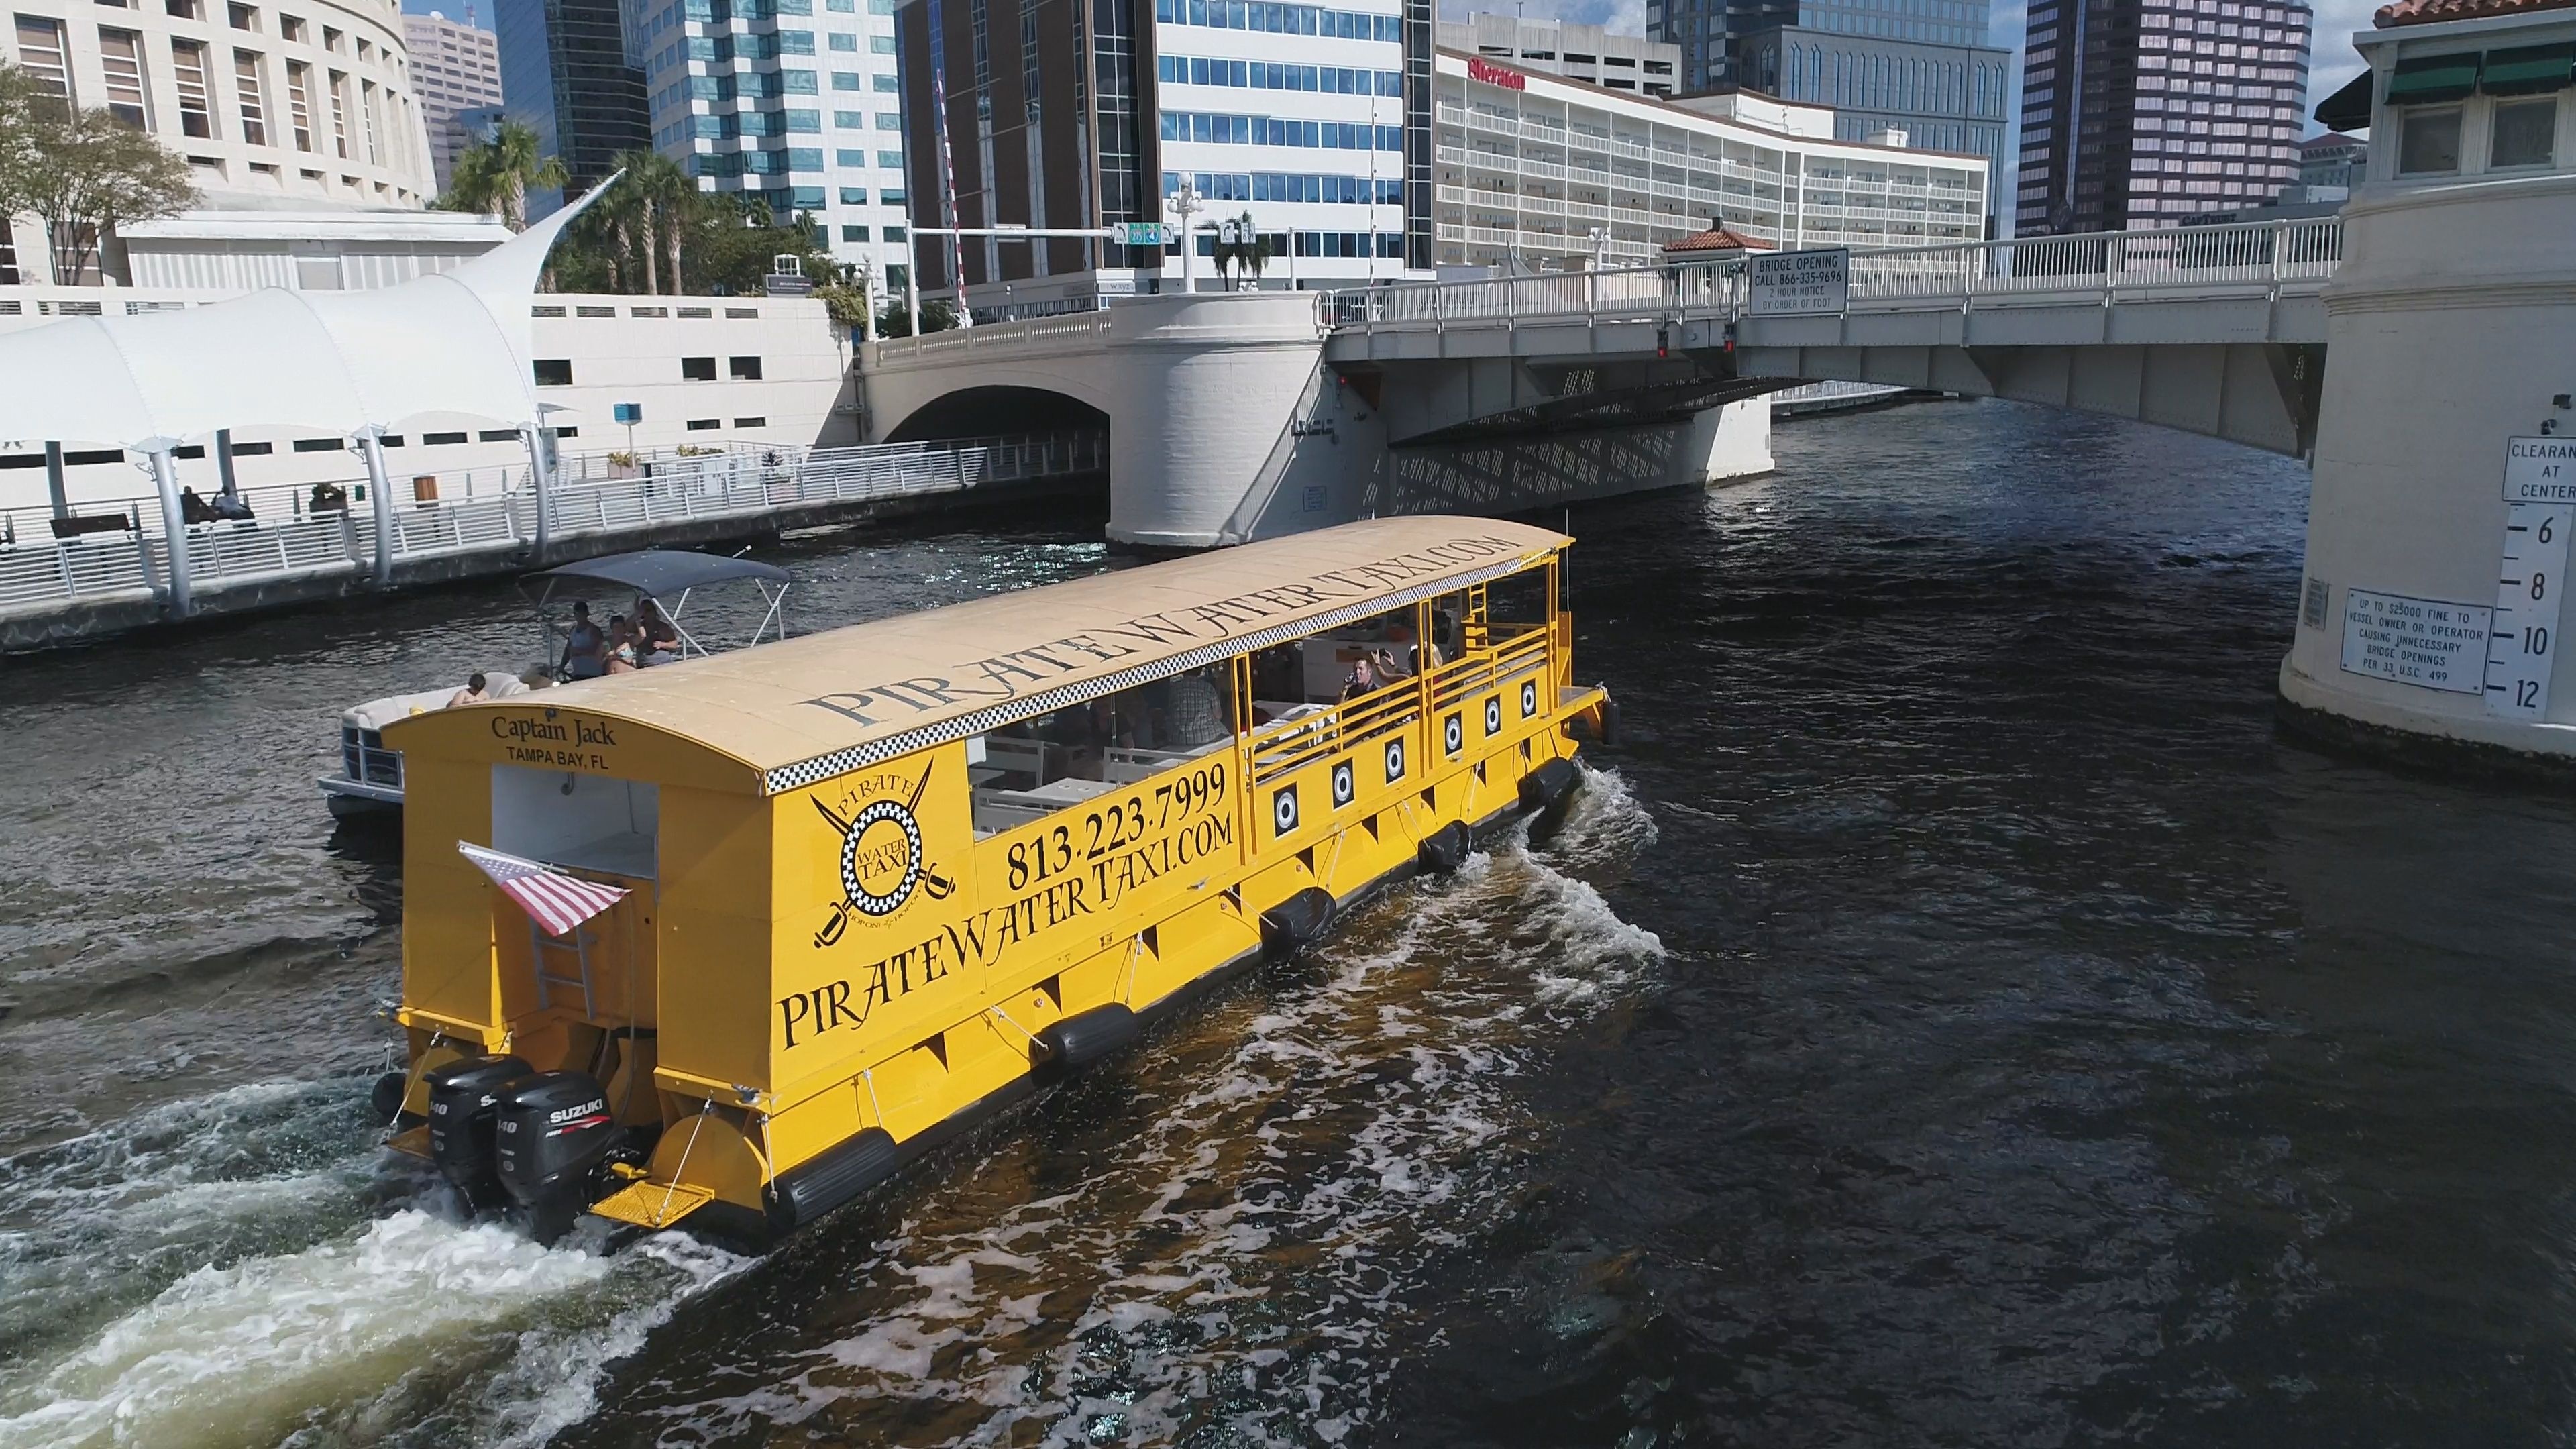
[458,841,631,938]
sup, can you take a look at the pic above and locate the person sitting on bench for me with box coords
[180,487,215,525]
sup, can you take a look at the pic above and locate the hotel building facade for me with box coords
[1436,52,1989,268]
[1,0,497,286]
[403,7,505,192]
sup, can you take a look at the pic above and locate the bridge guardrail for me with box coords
[0,432,1106,616]
[1323,215,2344,333]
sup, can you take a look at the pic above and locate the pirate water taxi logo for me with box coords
[812,761,954,946]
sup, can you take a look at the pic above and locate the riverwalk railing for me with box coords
[1322,215,2345,333]
[0,431,1105,616]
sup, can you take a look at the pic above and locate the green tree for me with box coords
[439,120,566,232]
[616,149,699,294]
[875,297,957,338]
[0,72,196,284]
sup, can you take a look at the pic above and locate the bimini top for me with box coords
[392,516,1567,795]
[521,549,792,600]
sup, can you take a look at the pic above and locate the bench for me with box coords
[48,512,136,539]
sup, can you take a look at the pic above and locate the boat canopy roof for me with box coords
[399,517,1568,795]
[521,549,792,600]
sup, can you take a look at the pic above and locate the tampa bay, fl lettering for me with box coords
[796,534,1526,728]
[490,714,619,770]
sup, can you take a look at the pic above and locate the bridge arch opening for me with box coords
[881,386,1110,446]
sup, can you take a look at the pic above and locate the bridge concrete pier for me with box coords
[2280,172,2576,765]
[863,291,1776,549]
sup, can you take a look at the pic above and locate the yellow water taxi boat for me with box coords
[372,516,1615,1242]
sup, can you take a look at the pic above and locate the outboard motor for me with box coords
[424,1055,530,1208]
[493,1071,620,1243]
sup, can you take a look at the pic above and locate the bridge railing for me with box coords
[0,431,1106,616]
[1325,215,2343,333]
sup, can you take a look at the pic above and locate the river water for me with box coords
[5,399,2575,1447]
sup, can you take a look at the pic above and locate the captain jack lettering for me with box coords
[797,535,1525,727]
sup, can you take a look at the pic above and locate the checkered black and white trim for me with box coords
[759,555,1537,796]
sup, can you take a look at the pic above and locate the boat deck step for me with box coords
[589,1178,718,1230]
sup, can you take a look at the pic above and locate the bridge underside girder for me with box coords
[1729,339,2327,458]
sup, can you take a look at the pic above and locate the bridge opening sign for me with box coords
[1748,248,1850,317]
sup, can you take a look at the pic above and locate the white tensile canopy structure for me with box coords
[0,181,613,614]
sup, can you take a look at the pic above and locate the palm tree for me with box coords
[613,149,698,294]
[444,120,565,233]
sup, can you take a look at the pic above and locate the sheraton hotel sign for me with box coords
[1467,57,1527,91]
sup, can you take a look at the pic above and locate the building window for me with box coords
[423,431,468,445]
[279,13,303,40]
[284,59,313,150]
[681,356,717,379]
[729,356,763,379]
[885,223,906,240]
[875,111,900,129]
[873,73,896,91]
[2490,98,2558,170]
[98,29,150,128]
[329,70,351,158]
[687,418,721,430]
[833,70,863,89]
[733,417,768,427]
[837,149,867,166]
[533,358,574,386]
[170,38,215,137]
[877,152,902,168]
[292,437,340,451]
[15,16,72,101]
[228,2,256,28]
[839,184,865,202]
[234,50,268,144]
[828,29,855,48]
[2398,107,2461,175]
[870,33,894,52]
[841,224,869,240]
[166,0,200,17]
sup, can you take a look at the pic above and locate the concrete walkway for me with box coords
[0,433,1104,650]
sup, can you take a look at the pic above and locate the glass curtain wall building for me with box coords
[2013,0,2311,233]
[895,0,1434,316]
[496,0,651,205]
[633,0,914,281]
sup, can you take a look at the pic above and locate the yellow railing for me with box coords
[1244,623,1557,793]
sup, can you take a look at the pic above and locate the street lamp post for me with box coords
[1165,180,1205,294]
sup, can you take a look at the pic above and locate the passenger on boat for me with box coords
[310,482,348,514]
[180,487,215,525]
[634,598,680,664]
[603,616,640,674]
[561,602,607,679]
[447,673,491,708]
[210,491,254,521]
[1164,667,1228,747]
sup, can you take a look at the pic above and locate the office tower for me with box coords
[406,8,507,192]
[2014,0,2312,234]
[494,0,652,205]
[1438,12,1682,97]
[1653,0,2011,229]
[630,0,915,284]
[895,0,1433,317]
